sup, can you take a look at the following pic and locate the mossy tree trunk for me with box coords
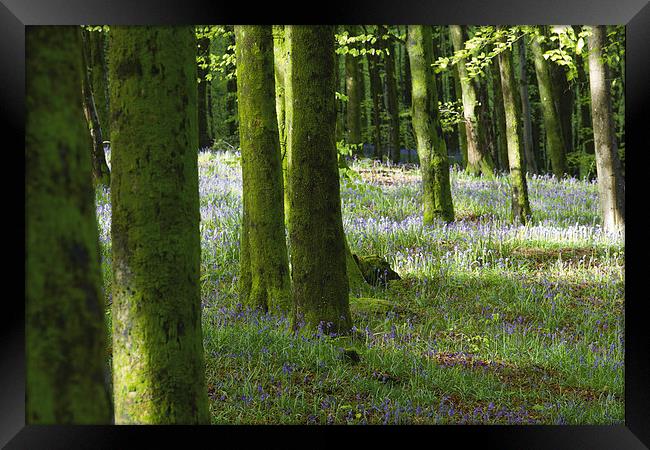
[26,25,113,424]
[272,25,291,223]
[380,25,401,164]
[491,62,509,172]
[367,45,383,159]
[285,25,352,334]
[407,25,455,224]
[88,28,110,140]
[452,64,468,168]
[80,27,110,187]
[449,25,494,177]
[530,27,568,178]
[497,29,532,224]
[235,25,291,313]
[109,26,210,425]
[197,34,211,149]
[517,38,538,175]
[345,26,362,152]
[587,25,625,236]
[225,26,239,143]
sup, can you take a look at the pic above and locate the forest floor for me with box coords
[96,150,625,425]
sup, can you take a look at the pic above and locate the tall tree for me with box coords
[530,27,568,178]
[451,63,468,168]
[88,28,110,140]
[109,26,210,424]
[497,28,532,224]
[225,26,239,142]
[365,26,383,159]
[285,25,352,333]
[80,27,110,186]
[272,25,291,221]
[517,38,538,174]
[407,25,455,224]
[491,62,509,172]
[197,33,211,149]
[587,25,625,236]
[345,26,363,151]
[449,25,495,177]
[380,25,401,164]
[235,25,291,313]
[26,25,113,424]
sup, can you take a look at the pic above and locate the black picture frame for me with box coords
[4,0,648,447]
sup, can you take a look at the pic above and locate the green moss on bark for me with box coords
[407,25,455,224]
[235,26,291,313]
[286,25,352,334]
[531,28,568,178]
[496,31,532,224]
[109,26,209,424]
[449,25,494,178]
[26,25,113,424]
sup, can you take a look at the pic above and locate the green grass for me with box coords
[96,151,624,424]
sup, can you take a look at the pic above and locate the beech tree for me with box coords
[496,27,532,224]
[407,25,454,224]
[26,25,113,424]
[235,25,291,313]
[530,27,568,177]
[587,25,625,236]
[449,25,495,177]
[286,25,352,333]
[109,26,210,424]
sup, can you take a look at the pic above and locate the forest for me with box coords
[26,24,625,425]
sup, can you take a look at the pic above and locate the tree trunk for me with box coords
[273,25,291,222]
[452,63,468,168]
[345,28,362,150]
[368,50,383,160]
[88,29,110,140]
[197,35,211,149]
[497,29,532,224]
[379,25,401,164]
[587,25,625,236]
[235,26,291,314]
[449,25,494,177]
[109,26,210,425]
[286,25,352,334]
[517,37,538,174]
[26,25,113,424]
[491,62,509,172]
[530,27,568,178]
[225,26,239,142]
[407,25,455,224]
[80,28,110,187]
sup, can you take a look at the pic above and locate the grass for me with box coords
[96,150,624,425]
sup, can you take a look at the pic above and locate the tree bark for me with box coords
[88,29,110,140]
[80,28,110,186]
[497,29,532,224]
[345,26,362,151]
[449,25,494,177]
[367,48,383,160]
[517,37,538,174]
[530,27,568,177]
[197,35,211,149]
[407,25,455,224]
[26,25,113,424]
[491,62,509,172]
[235,26,291,314]
[286,25,352,334]
[109,26,210,424]
[587,25,625,236]
[379,25,401,164]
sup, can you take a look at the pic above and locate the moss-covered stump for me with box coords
[352,254,401,287]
